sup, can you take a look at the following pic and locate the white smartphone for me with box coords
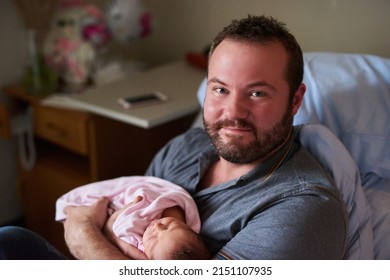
[117,92,168,109]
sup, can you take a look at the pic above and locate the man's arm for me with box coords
[64,218,130,259]
[63,197,146,260]
[212,193,347,260]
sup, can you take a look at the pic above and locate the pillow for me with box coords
[196,77,207,108]
[294,52,390,181]
[299,124,374,259]
[191,77,207,128]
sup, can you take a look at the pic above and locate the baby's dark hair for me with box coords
[170,235,210,260]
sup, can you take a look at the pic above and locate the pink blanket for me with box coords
[55,176,201,250]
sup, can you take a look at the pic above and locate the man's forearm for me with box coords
[65,222,130,260]
[63,197,147,260]
[63,198,130,260]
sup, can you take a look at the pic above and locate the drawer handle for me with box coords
[45,123,68,138]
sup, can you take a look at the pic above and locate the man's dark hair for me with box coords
[209,15,304,97]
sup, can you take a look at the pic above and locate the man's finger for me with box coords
[95,197,110,206]
[64,205,75,214]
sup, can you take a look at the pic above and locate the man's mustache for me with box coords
[214,119,255,131]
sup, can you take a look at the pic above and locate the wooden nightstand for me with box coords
[0,61,205,257]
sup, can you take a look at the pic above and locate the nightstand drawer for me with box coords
[34,106,90,155]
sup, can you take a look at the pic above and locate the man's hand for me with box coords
[64,197,110,230]
[63,197,130,260]
[102,196,148,260]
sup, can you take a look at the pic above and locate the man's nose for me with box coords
[225,96,249,119]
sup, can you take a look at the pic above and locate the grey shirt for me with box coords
[145,126,347,259]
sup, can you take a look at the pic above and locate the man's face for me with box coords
[203,39,304,164]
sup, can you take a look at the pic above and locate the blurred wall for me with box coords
[97,0,390,66]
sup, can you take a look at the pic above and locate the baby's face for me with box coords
[143,217,195,259]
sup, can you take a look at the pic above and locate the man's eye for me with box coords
[215,88,227,94]
[251,91,266,97]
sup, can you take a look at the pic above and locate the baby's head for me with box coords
[143,217,209,260]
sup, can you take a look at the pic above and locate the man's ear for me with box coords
[291,83,306,116]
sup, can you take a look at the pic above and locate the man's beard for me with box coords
[203,107,293,164]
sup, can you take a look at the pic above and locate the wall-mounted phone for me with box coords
[11,106,36,171]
